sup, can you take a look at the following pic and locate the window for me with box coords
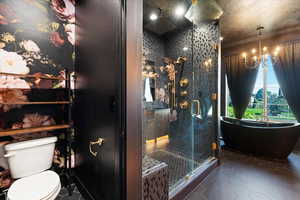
[226,56,297,122]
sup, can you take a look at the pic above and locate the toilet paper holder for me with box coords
[89,138,104,157]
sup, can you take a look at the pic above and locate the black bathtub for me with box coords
[221,117,300,159]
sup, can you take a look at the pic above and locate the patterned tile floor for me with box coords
[149,150,201,191]
[186,150,300,200]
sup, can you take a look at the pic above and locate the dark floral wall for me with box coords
[0,0,75,186]
[0,0,74,130]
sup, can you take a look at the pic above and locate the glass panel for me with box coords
[142,0,219,195]
[190,23,217,168]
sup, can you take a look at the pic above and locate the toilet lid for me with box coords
[41,182,61,200]
[8,170,60,200]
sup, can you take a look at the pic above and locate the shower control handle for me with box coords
[192,100,201,116]
[89,138,104,157]
[179,101,189,109]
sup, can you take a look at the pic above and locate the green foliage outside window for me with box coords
[227,88,296,122]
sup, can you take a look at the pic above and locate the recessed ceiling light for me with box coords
[183,47,188,51]
[150,13,158,21]
[175,6,185,17]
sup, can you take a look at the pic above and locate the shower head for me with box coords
[185,0,223,25]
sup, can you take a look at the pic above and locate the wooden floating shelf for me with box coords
[0,72,67,80]
[1,101,70,105]
[0,124,71,137]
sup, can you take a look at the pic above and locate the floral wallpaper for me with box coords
[0,0,74,127]
[0,0,75,187]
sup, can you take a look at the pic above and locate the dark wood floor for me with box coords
[57,150,300,200]
[185,150,300,200]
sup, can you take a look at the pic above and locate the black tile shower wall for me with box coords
[143,30,166,67]
[142,22,219,160]
[143,30,170,109]
[164,26,194,156]
[164,23,219,160]
[142,31,170,147]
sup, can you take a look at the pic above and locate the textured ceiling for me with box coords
[144,0,300,44]
[217,0,300,46]
[143,0,222,35]
[143,0,192,35]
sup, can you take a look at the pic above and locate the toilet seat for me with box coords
[7,170,61,200]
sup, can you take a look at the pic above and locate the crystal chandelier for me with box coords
[240,26,281,121]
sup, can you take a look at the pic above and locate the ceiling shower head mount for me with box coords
[185,0,223,25]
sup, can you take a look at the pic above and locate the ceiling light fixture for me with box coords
[240,26,282,121]
[149,13,158,21]
[183,47,188,51]
[241,52,247,58]
[263,46,268,52]
[175,6,185,17]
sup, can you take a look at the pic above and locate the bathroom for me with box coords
[142,0,221,198]
[0,0,300,200]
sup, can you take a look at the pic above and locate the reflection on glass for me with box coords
[142,0,219,195]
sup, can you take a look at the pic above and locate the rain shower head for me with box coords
[185,0,223,25]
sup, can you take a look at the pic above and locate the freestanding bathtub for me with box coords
[221,117,300,159]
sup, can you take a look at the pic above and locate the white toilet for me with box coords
[4,137,61,200]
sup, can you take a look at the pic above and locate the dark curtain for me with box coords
[225,55,259,119]
[272,41,300,121]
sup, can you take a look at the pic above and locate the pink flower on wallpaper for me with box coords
[12,113,56,129]
[11,122,23,130]
[29,72,55,89]
[0,89,28,112]
[22,113,56,128]
[0,50,29,75]
[0,76,30,89]
[51,0,75,23]
[0,3,19,25]
[64,23,75,46]
[50,32,65,47]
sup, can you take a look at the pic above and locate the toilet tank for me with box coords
[4,137,57,179]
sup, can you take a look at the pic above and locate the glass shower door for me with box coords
[190,23,218,168]
[170,23,217,189]
[142,2,219,197]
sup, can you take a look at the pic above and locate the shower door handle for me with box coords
[89,138,104,157]
[191,100,201,116]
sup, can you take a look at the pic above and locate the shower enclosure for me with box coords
[142,1,221,198]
